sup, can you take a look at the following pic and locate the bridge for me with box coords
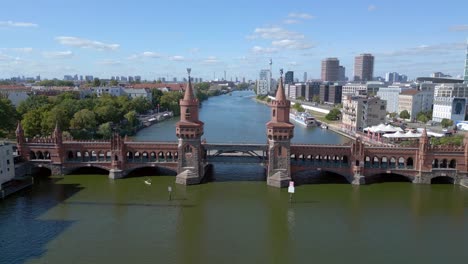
[15,69,468,188]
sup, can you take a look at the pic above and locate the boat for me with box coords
[144,179,152,185]
[321,123,328,129]
[289,112,317,127]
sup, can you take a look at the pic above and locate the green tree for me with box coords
[431,135,463,146]
[130,97,152,114]
[17,95,50,116]
[160,91,184,116]
[151,89,164,107]
[93,78,101,87]
[41,106,69,135]
[70,109,97,132]
[297,96,306,101]
[195,82,210,91]
[416,111,429,124]
[124,110,138,126]
[98,122,113,139]
[389,112,398,118]
[441,118,454,128]
[109,79,119,86]
[22,108,44,137]
[312,95,320,104]
[399,110,410,119]
[325,108,341,121]
[0,98,18,137]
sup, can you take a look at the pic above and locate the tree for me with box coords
[22,108,44,137]
[124,110,138,126]
[389,112,398,119]
[160,91,184,116]
[70,109,97,132]
[400,110,410,119]
[0,98,18,137]
[312,95,320,104]
[416,111,430,124]
[17,95,50,116]
[441,118,453,128]
[325,108,341,121]
[109,79,119,86]
[98,122,113,139]
[297,96,306,101]
[93,78,101,87]
[130,97,152,114]
[151,89,164,107]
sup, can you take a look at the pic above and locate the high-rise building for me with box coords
[285,71,294,84]
[354,53,374,82]
[339,66,346,81]
[321,58,340,82]
[258,69,271,95]
[303,72,307,82]
[464,40,468,83]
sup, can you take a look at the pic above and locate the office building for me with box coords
[285,71,294,84]
[376,86,412,113]
[303,72,307,82]
[465,41,468,83]
[354,53,374,82]
[321,58,340,82]
[433,83,468,122]
[257,69,271,95]
[431,72,451,78]
[398,90,434,120]
[305,82,321,101]
[339,66,346,81]
[319,84,342,104]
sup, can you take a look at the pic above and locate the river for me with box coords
[0,90,467,264]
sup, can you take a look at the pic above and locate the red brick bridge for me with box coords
[15,70,468,188]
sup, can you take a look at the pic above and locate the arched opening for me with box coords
[166,152,173,161]
[185,108,191,119]
[44,151,51,160]
[372,157,380,168]
[449,159,456,169]
[32,167,52,178]
[158,151,165,161]
[381,157,388,168]
[134,152,141,161]
[272,109,276,117]
[441,159,448,168]
[127,151,133,161]
[150,152,156,162]
[431,176,454,184]
[398,157,405,168]
[76,151,82,161]
[366,173,413,184]
[83,151,90,162]
[290,154,297,160]
[294,170,349,184]
[126,166,177,178]
[355,160,359,166]
[106,151,112,161]
[67,151,74,161]
[114,155,119,161]
[365,156,371,167]
[91,151,97,161]
[183,145,192,153]
[98,151,105,161]
[36,151,44,160]
[142,152,149,162]
[406,157,413,169]
[29,151,37,160]
[342,156,348,165]
[68,166,109,175]
[390,157,396,168]
[433,159,439,168]
[174,152,179,161]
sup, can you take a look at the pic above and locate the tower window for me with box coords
[185,108,191,118]
[273,109,276,117]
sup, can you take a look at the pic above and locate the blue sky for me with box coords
[0,0,467,81]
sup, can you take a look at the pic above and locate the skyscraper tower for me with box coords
[354,53,374,82]
[464,40,468,84]
[321,58,340,82]
[175,68,205,185]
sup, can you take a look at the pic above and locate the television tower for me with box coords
[269,58,273,92]
[464,39,468,84]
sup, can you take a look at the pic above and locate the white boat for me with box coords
[144,180,152,185]
[289,112,317,127]
[321,124,328,129]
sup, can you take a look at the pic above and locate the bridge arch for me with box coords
[365,172,414,184]
[67,165,110,175]
[293,169,350,184]
[431,176,455,184]
[30,151,36,160]
[449,159,456,169]
[125,165,177,178]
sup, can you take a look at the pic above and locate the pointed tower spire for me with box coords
[183,68,195,101]
[16,121,24,135]
[275,69,286,102]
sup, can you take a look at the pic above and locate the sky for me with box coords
[0,0,467,81]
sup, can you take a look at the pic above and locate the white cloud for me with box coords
[283,19,300,25]
[1,47,33,53]
[96,59,122,65]
[449,25,468,32]
[0,20,38,27]
[55,36,120,51]
[251,46,279,54]
[42,50,73,59]
[128,51,162,60]
[271,39,314,50]
[368,5,377,11]
[189,48,200,54]
[288,13,314,19]
[377,42,465,57]
[248,27,304,40]
[170,55,185,61]
[0,53,13,61]
[202,56,220,64]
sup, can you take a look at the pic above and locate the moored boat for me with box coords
[289,112,317,127]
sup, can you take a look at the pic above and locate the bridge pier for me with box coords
[109,169,125,179]
[351,173,365,185]
[267,170,290,188]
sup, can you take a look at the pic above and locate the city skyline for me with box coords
[0,0,467,80]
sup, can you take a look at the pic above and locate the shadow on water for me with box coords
[63,200,195,208]
[293,171,350,185]
[365,173,413,185]
[0,169,83,264]
[206,163,266,182]
[67,166,108,175]
[126,167,177,178]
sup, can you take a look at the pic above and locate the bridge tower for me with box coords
[266,69,295,187]
[51,122,63,164]
[175,68,205,185]
[15,121,26,157]
[109,132,125,179]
